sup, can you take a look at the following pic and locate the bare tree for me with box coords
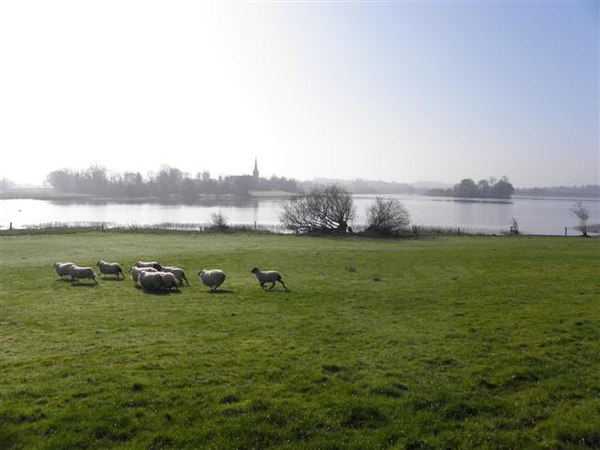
[210,212,229,231]
[366,197,410,235]
[280,184,355,233]
[570,201,590,236]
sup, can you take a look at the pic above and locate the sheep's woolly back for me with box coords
[134,260,162,271]
[130,266,157,283]
[138,271,163,291]
[97,260,124,276]
[160,272,179,290]
[162,266,189,285]
[69,265,97,283]
[54,262,75,277]
[198,269,226,290]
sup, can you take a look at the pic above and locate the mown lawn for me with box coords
[1,231,599,449]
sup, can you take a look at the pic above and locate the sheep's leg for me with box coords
[183,275,190,286]
[279,280,288,291]
[268,281,276,290]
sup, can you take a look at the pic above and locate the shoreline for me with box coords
[0,188,295,203]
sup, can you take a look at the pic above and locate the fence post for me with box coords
[9,222,13,230]
[564,227,567,237]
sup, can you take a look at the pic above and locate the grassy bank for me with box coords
[1,232,599,449]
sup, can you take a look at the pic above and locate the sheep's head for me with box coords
[251,267,259,274]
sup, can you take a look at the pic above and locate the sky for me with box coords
[0,1,598,188]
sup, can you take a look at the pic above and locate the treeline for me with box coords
[301,178,416,194]
[515,185,600,198]
[46,166,299,200]
[426,177,515,199]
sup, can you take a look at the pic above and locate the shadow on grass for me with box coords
[259,288,292,293]
[205,289,235,295]
[142,289,182,296]
[70,282,98,287]
[98,277,126,282]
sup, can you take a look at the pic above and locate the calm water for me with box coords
[1,195,599,235]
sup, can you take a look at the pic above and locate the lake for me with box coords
[1,195,599,235]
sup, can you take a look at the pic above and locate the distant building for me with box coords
[253,158,259,179]
[224,159,261,195]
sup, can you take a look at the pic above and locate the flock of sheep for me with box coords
[53,261,288,293]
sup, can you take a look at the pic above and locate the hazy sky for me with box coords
[1,1,598,187]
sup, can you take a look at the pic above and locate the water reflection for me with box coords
[1,195,599,236]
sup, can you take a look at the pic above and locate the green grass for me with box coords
[1,231,599,449]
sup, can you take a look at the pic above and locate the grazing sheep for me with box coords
[54,262,75,279]
[138,270,163,291]
[69,265,98,284]
[251,267,288,291]
[134,260,162,271]
[96,260,124,279]
[198,269,226,291]
[162,266,190,286]
[160,272,180,291]
[130,266,158,283]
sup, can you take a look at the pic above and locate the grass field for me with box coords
[1,231,599,449]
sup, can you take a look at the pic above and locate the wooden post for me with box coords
[9,222,13,230]
[565,227,567,237]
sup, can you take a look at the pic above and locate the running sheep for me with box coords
[137,270,180,292]
[138,270,163,291]
[251,267,288,291]
[130,266,158,284]
[134,260,162,271]
[69,265,98,284]
[197,269,226,291]
[162,266,190,286]
[96,260,124,279]
[160,272,180,291]
[54,262,75,279]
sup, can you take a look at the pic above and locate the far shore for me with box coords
[0,188,296,203]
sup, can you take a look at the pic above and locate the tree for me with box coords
[366,197,410,235]
[510,217,519,235]
[210,212,229,231]
[280,184,355,234]
[454,178,479,198]
[570,201,590,236]
[489,176,515,198]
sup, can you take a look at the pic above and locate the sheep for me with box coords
[54,262,75,279]
[96,260,124,279]
[69,265,98,284]
[197,269,226,291]
[159,272,180,291]
[162,266,190,286]
[134,260,162,271]
[251,267,288,291]
[130,266,158,283]
[138,270,163,291]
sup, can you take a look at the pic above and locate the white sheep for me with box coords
[162,266,189,286]
[54,262,75,279]
[134,260,162,271]
[96,260,124,279]
[251,267,288,291]
[69,265,98,284]
[130,266,158,283]
[138,270,163,291]
[198,269,226,291]
[159,272,180,291]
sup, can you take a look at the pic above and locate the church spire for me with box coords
[253,157,259,179]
